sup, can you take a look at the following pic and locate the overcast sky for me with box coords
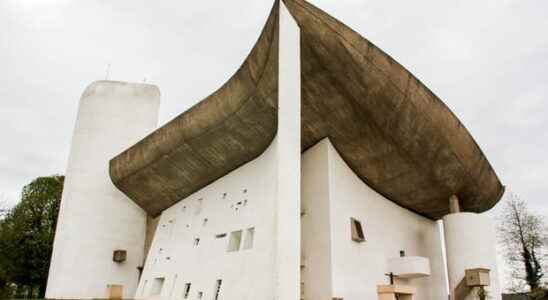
[1,0,547,287]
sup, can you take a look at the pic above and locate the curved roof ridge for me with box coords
[110,0,504,219]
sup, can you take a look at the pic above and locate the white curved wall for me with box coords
[443,212,501,300]
[301,139,448,300]
[136,139,280,300]
[46,81,160,299]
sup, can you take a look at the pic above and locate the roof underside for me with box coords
[109,0,504,219]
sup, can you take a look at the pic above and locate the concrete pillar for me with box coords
[443,211,501,300]
[449,195,461,214]
[46,81,160,299]
[275,2,301,299]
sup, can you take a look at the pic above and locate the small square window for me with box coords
[227,230,242,252]
[350,217,365,242]
[150,277,164,296]
[243,227,255,250]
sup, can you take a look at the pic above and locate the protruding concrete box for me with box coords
[387,256,431,279]
[377,285,416,300]
[465,268,491,287]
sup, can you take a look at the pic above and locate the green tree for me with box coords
[0,175,64,298]
[498,193,547,295]
[0,198,11,298]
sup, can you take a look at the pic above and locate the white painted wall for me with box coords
[444,212,501,300]
[46,81,160,299]
[276,2,301,299]
[300,141,333,300]
[137,6,303,298]
[301,139,448,300]
[136,140,279,300]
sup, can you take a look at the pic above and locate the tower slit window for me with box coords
[183,283,191,299]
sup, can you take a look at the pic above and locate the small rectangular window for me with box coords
[350,217,365,242]
[227,230,242,252]
[141,280,148,296]
[194,238,200,246]
[243,227,255,250]
[150,277,165,296]
[170,274,178,298]
[213,279,222,300]
[183,283,191,299]
[195,198,203,215]
[197,291,203,299]
[215,233,227,239]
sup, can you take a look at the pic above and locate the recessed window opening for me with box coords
[197,291,204,299]
[215,233,227,239]
[170,274,178,298]
[227,230,242,252]
[168,220,175,237]
[182,205,187,212]
[150,277,165,296]
[195,198,203,215]
[222,192,227,199]
[213,279,222,300]
[243,189,247,193]
[243,200,248,206]
[243,227,255,250]
[350,217,365,242]
[183,283,191,299]
[194,238,200,246]
[203,218,208,226]
[141,280,148,296]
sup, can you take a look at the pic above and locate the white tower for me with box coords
[46,81,160,299]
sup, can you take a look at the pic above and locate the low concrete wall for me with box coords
[502,293,548,300]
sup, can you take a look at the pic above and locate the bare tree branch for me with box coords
[498,193,548,293]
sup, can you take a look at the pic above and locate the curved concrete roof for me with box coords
[110,0,504,219]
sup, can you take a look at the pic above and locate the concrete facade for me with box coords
[46,81,160,299]
[136,139,280,300]
[46,1,504,299]
[301,139,448,300]
[136,138,452,300]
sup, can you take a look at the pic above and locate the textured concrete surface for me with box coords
[110,0,503,220]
